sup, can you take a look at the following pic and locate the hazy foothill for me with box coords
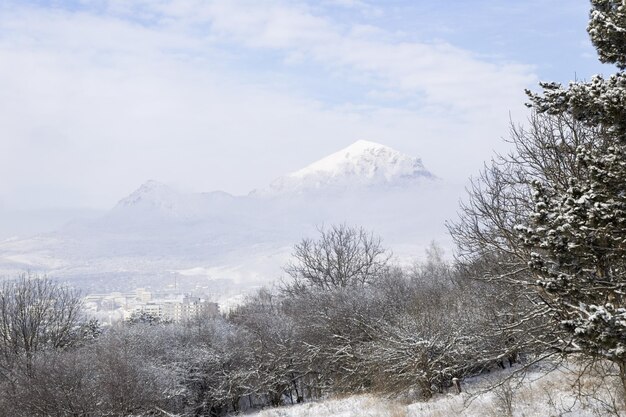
[2,1,626,417]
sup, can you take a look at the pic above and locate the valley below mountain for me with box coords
[0,141,463,300]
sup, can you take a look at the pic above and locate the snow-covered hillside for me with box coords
[253,363,624,417]
[0,141,462,296]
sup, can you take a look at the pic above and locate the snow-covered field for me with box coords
[251,364,625,417]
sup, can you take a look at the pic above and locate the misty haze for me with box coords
[2,1,626,416]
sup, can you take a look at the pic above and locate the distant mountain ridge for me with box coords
[111,181,231,225]
[118,180,181,208]
[0,140,458,300]
[115,141,433,206]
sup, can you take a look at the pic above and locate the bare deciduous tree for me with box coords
[447,113,605,361]
[283,224,391,293]
[449,0,626,397]
[0,274,83,378]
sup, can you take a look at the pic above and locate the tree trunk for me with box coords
[619,361,626,408]
[452,378,462,394]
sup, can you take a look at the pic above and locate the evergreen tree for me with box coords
[450,0,626,397]
[517,0,626,391]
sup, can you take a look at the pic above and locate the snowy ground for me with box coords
[249,363,625,417]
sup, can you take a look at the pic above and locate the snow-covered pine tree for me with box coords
[519,0,626,392]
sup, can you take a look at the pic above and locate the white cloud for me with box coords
[179,1,535,112]
[0,0,536,210]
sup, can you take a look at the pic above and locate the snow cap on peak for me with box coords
[263,140,433,194]
[344,139,391,151]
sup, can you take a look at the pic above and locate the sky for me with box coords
[0,0,612,213]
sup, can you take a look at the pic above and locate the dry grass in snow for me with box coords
[251,362,626,417]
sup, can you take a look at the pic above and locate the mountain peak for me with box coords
[344,139,390,151]
[116,180,180,209]
[260,140,434,195]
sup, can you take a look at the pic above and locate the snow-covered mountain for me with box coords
[0,141,461,297]
[111,180,237,221]
[259,140,433,194]
[117,180,184,210]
